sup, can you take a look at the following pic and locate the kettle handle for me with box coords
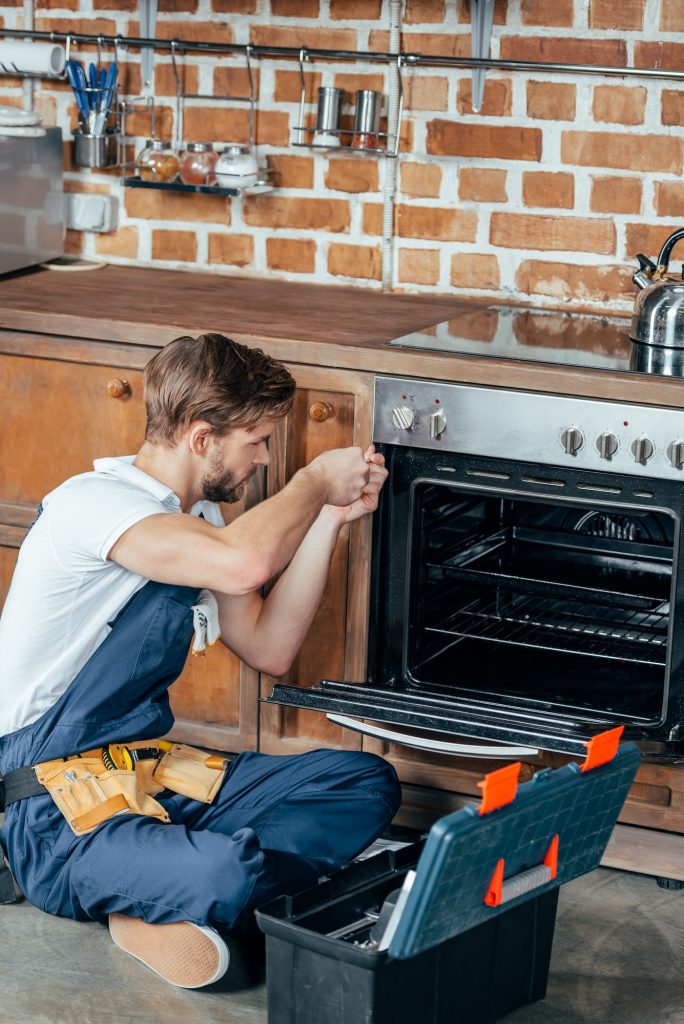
[656,228,684,272]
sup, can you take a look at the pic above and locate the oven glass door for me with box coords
[264,458,679,759]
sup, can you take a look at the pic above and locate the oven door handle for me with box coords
[326,714,540,759]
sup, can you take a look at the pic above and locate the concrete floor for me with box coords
[0,867,681,1024]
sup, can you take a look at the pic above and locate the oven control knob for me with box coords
[429,409,447,439]
[667,440,684,470]
[561,427,584,455]
[631,437,654,464]
[596,432,619,460]
[392,405,415,431]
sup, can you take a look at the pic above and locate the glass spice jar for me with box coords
[135,139,179,183]
[178,142,217,186]
[214,144,259,190]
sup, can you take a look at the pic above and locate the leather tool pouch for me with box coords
[35,754,171,837]
[34,741,227,835]
[152,743,227,804]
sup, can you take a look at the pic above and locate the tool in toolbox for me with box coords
[256,727,640,1024]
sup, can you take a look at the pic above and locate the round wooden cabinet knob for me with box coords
[106,378,131,399]
[309,401,334,423]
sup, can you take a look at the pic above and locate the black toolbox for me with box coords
[256,730,640,1024]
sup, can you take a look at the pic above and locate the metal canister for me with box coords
[316,86,343,133]
[353,89,381,136]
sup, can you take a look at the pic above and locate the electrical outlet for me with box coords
[65,192,117,233]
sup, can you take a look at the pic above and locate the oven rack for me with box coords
[423,587,669,666]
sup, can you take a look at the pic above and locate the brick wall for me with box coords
[1,0,682,311]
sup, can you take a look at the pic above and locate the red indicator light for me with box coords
[402,394,407,400]
[623,421,629,426]
[435,399,441,404]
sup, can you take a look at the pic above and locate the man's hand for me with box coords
[305,446,371,507]
[322,445,388,525]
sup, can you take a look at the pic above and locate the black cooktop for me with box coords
[387,304,640,374]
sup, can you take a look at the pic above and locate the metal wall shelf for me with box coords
[123,176,272,197]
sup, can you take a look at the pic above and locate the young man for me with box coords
[0,333,400,989]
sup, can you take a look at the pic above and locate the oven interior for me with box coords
[407,483,676,725]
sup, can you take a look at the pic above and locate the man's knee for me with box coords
[321,749,402,818]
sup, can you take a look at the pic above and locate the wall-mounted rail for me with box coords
[0,26,684,83]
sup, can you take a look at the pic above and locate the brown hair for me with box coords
[143,333,295,445]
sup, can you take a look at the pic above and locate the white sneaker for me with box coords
[109,913,230,989]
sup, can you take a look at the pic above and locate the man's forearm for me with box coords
[247,506,345,676]
[221,464,330,583]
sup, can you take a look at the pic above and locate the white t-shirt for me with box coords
[0,457,224,737]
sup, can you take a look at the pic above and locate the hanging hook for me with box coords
[245,43,255,150]
[64,32,72,67]
[296,47,309,146]
[97,34,104,72]
[171,40,182,151]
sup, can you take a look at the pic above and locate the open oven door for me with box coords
[262,680,621,758]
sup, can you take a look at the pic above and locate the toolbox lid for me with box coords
[387,738,640,960]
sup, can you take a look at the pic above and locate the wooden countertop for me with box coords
[1,263,683,407]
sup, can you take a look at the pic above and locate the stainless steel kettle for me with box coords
[631,228,684,348]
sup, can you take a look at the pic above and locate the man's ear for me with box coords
[187,421,214,456]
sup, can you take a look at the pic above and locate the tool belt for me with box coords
[0,739,232,836]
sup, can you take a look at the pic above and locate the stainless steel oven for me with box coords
[265,376,684,759]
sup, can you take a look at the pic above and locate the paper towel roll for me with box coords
[0,41,66,77]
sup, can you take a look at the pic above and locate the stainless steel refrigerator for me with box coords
[0,127,64,276]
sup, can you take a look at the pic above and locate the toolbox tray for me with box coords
[256,739,640,1024]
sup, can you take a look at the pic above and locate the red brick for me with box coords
[457,78,512,117]
[36,16,116,34]
[266,238,316,273]
[592,86,646,126]
[561,131,683,175]
[500,36,627,67]
[182,106,289,147]
[330,0,381,17]
[243,196,350,232]
[625,223,682,259]
[427,121,542,162]
[95,227,139,259]
[401,162,442,199]
[325,158,379,194]
[523,171,574,209]
[127,19,233,43]
[661,4,684,31]
[654,183,684,218]
[369,30,471,58]
[362,204,384,236]
[155,63,199,98]
[159,0,198,10]
[125,105,174,141]
[212,0,256,9]
[266,155,314,189]
[404,0,445,23]
[274,70,322,105]
[662,91,684,127]
[250,25,357,51]
[328,243,381,280]
[207,233,254,267]
[589,0,643,30]
[459,168,507,203]
[490,214,616,255]
[151,230,198,262]
[38,0,79,8]
[272,0,319,14]
[591,176,642,215]
[521,0,573,26]
[213,66,260,101]
[64,230,84,255]
[125,189,230,224]
[398,248,441,286]
[398,205,477,243]
[451,253,500,290]
[515,260,634,303]
[405,75,449,112]
[634,43,684,71]
[93,0,135,8]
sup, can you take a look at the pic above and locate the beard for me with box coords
[201,451,255,505]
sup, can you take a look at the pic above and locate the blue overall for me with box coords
[0,580,401,929]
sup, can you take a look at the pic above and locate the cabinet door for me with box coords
[259,367,374,756]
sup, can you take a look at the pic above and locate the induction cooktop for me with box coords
[386,304,647,374]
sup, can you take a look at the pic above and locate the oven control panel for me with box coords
[374,376,684,482]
